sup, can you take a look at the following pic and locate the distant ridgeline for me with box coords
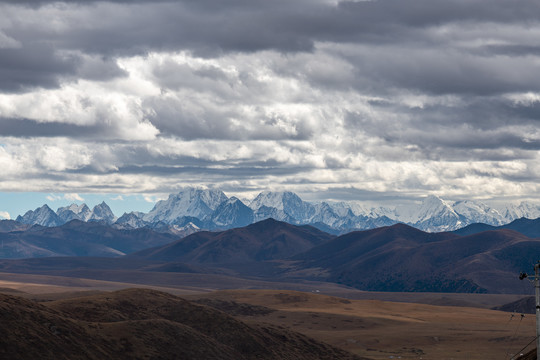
[13,188,540,234]
[0,218,539,294]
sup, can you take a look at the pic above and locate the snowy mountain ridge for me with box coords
[14,188,540,233]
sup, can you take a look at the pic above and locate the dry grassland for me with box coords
[0,274,536,360]
[187,289,537,360]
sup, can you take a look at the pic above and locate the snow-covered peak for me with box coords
[250,191,315,222]
[68,203,89,214]
[453,200,504,226]
[325,201,360,217]
[500,201,540,222]
[211,196,253,228]
[143,188,228,223]
[16,204,63,227]
[57,203,92,223]
[249,191,297,211]
[89,202,117,224]
[396,195,457,224]
[115,211,147,228]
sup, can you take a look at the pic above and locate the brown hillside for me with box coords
[0,288,365,360]
[186,289,537,359]
[133,218,334,264]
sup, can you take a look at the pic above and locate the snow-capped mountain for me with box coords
[16,205,63,227]
[143,188,228,224]
[250,191,315,223]
[499,202,540,222]
[452,200,505,226]
[57,202,117,224]
[115,211,148,229]
[89,202,117,223]
[395,195,465,232]
[210,197,254,229]
[10,187,540,234]
[57,203,92,223]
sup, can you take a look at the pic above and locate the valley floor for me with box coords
[185,289,537,360]
[0,272,536,360]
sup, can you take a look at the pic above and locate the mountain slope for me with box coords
[16,205,63,227]
[0,220,32,233]
[210,197,254,229]
[144,188,228,224]
[0,220,179,258]
[10,187,540,234]
[133,218,335,264]
[57,203,92,223]
[0,288,363,360]
[454,217,540,238]
[291,224,540,293]
[250,191,315,223]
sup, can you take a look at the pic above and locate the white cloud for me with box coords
[0,0,539,206]
[0,211,10,220]
[64,193,84,201]
[46,194,62,201]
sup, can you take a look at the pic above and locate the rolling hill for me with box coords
[132,218,335,264]
[454,217,540,238]
[0,220,178,258]
[0,219,538,294]
[0,288,364,360]
[289,223,540,293]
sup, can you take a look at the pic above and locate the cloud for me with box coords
[64,193,84,201]
[111,195,124,201]
[0,0,539,205]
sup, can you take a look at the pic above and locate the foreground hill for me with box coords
[290,223,540,293]
[133,218,335,264]
[0,288,363,360]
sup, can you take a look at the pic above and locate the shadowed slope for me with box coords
[133,218,335,264]
[0,220,178,258]
[454,217,540,238]
[291,224,540,293]
[0,288,364,360]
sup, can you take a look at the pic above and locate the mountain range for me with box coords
[0,218,538,294]
[13,188,540,233]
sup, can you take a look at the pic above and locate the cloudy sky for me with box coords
[1,0,540,217]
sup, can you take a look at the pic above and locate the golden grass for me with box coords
[187,289,537,360]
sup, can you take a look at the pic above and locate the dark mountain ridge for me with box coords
[0,219,538,294]
[132,218,335,264]
[289,224,540,293]
[454,217,540,238]
[0,220,178,258]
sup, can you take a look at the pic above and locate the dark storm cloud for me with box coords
[6,0,540,55]
[479,45,540,57]
[3,0,540,93]
[0,118,147,141]
[302,187,420,204]
[344,94,540,161]
[1,0,539,200]
[0,44,77,93]
[115,164,304,177]
[0,118,104,138]
[0,44,127,93]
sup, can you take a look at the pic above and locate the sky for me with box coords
[0,0,540,219]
